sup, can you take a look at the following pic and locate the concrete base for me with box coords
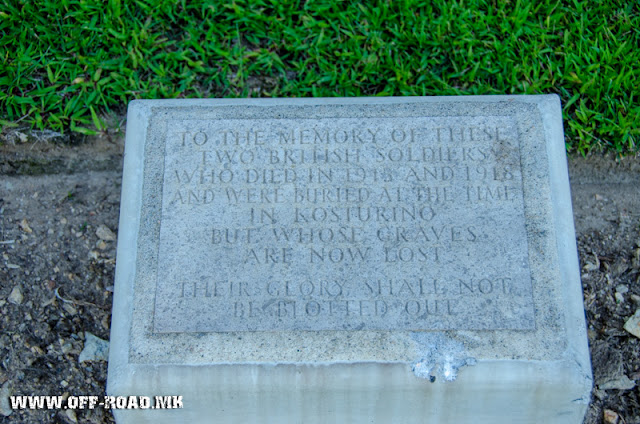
[110,361,588,423]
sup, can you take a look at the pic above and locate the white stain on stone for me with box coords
[411,333,476,381]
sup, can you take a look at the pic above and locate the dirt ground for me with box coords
[0,135,639,423]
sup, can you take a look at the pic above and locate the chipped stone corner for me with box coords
[410,332,476,382]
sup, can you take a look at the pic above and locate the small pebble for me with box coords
[0,382,11,417]
[19,218,32,233]
[623,309,640,339]
[599,375,636,391]
[8,286,23,305]
[616,285,629,294]
[62,303,77,315]
[583,262,599,271]
[603,409,619,424]
[79,332,110,362]
[64,409,77,423]
[96,224,116,241]
[60,341,73,355]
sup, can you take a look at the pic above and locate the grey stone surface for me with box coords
[107,96,591,424]
[153,107,533,332]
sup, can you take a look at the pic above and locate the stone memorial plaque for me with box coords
[108,96,591,424]
[154,113,534,332]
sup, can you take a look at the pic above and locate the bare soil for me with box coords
[0,137,639,423]
[570,155,640,424]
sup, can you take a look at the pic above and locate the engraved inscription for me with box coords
[153,116,535,332]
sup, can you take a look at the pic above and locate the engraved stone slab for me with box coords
[155,114,533,332]
[107,96,592,424]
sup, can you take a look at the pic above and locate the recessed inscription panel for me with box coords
[153,115,534,332]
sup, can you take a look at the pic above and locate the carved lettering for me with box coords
[156,114,534,332]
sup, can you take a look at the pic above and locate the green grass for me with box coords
[1,0,638,155]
